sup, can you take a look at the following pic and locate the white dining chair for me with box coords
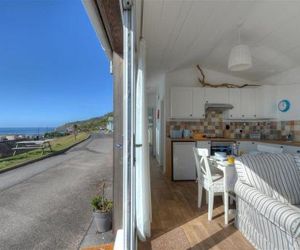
[193,147,224,221]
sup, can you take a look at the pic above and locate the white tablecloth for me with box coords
[211,158,238,192]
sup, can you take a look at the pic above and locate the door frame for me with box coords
[122,1,136,249]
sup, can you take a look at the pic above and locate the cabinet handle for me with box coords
[190,114,192,117]
[242,115,245,117]
[254,115,256,117]
[230,115,232,117]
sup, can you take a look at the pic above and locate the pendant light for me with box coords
[228,27,252,71]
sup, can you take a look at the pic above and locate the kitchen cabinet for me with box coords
[226,87,277,120]
[196,140,211,155]
[173,142,196,180]
[227,89,241,119]
[205,88,229,104]
[192,87,205,119]
[255,87,264,119]
[225,88,258,119]
[170,86,276,120]
[256,86,277,119]
[240,88,256,119]
[237,141,257,154]
[170,87,193,118]
[170,87,205,119]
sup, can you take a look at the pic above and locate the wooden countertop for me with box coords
[166,137,300,147]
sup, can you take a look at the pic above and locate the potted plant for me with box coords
[91,191,113,233]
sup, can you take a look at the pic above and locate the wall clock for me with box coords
[278,99,290,112]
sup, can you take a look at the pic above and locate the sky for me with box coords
[0,0,112,127]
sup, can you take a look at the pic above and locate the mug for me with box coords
[227,155,235,165]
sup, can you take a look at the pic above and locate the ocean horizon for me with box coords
[0,127,55,136]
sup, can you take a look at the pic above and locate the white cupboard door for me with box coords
[261,85,277,119]
[192,87,205,119]
[228,89,241,119]
[173,142,196,180]
[170,87,193,118]
[205,88,229,104]
[255,87,264,119]
[241,88,256,119]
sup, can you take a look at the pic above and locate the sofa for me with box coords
[234,153,300,250]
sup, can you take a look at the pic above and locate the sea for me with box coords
[0,127,55,136]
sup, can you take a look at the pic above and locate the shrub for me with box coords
[91,195,113,213]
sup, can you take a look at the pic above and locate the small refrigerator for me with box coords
[173,142,196,181]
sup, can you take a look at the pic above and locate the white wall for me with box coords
[146,74,166,168]
[147,93,156,108]
[275,84,300,121]
[261,69,300,121]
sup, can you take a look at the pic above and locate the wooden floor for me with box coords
[138,158,254,250]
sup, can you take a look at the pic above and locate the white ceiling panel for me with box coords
[143,0,300,83]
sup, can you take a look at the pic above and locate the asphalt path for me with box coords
[0,134,113,250]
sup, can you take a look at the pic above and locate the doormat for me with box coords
[80,243,113,250]
[151,227,190,250]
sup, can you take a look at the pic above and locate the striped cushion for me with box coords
[235,153,300,204]
[235,181,300,239]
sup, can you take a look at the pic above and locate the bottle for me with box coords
[232,143,239,156]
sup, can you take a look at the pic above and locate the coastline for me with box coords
[0,127,55,136]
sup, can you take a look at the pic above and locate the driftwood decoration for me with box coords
[196,65,260,88]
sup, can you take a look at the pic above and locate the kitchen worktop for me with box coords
[166,137,300,147]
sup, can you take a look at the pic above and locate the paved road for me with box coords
[0,134,113,250]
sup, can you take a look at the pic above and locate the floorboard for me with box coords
[138,158,254,250]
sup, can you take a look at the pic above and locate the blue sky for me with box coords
[0,0,112,127]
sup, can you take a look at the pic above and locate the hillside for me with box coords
[56,112,113,132]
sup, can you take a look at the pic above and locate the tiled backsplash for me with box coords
[167,111,300,141]
[167,111,224,138]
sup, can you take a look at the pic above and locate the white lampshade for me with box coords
[228,44,252,71]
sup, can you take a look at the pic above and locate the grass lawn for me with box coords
[0,132,89,171]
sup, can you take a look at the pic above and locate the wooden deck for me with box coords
[138,158,254,250]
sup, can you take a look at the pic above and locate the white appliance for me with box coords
[173,142,196,181]
[196,141,211,155]
[257,144,283,154]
